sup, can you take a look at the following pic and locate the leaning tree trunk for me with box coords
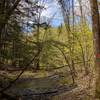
[90,0,100,98]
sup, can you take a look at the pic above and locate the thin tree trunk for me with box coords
[78,0,89,75]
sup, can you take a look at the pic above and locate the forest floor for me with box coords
[0,69,98,100]
[53,72,96,100]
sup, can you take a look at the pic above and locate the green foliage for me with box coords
[0,1,93,70]
[0,20,93,70]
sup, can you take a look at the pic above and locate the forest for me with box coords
[0,0,100,100]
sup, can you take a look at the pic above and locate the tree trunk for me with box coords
[90,0,100,98]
